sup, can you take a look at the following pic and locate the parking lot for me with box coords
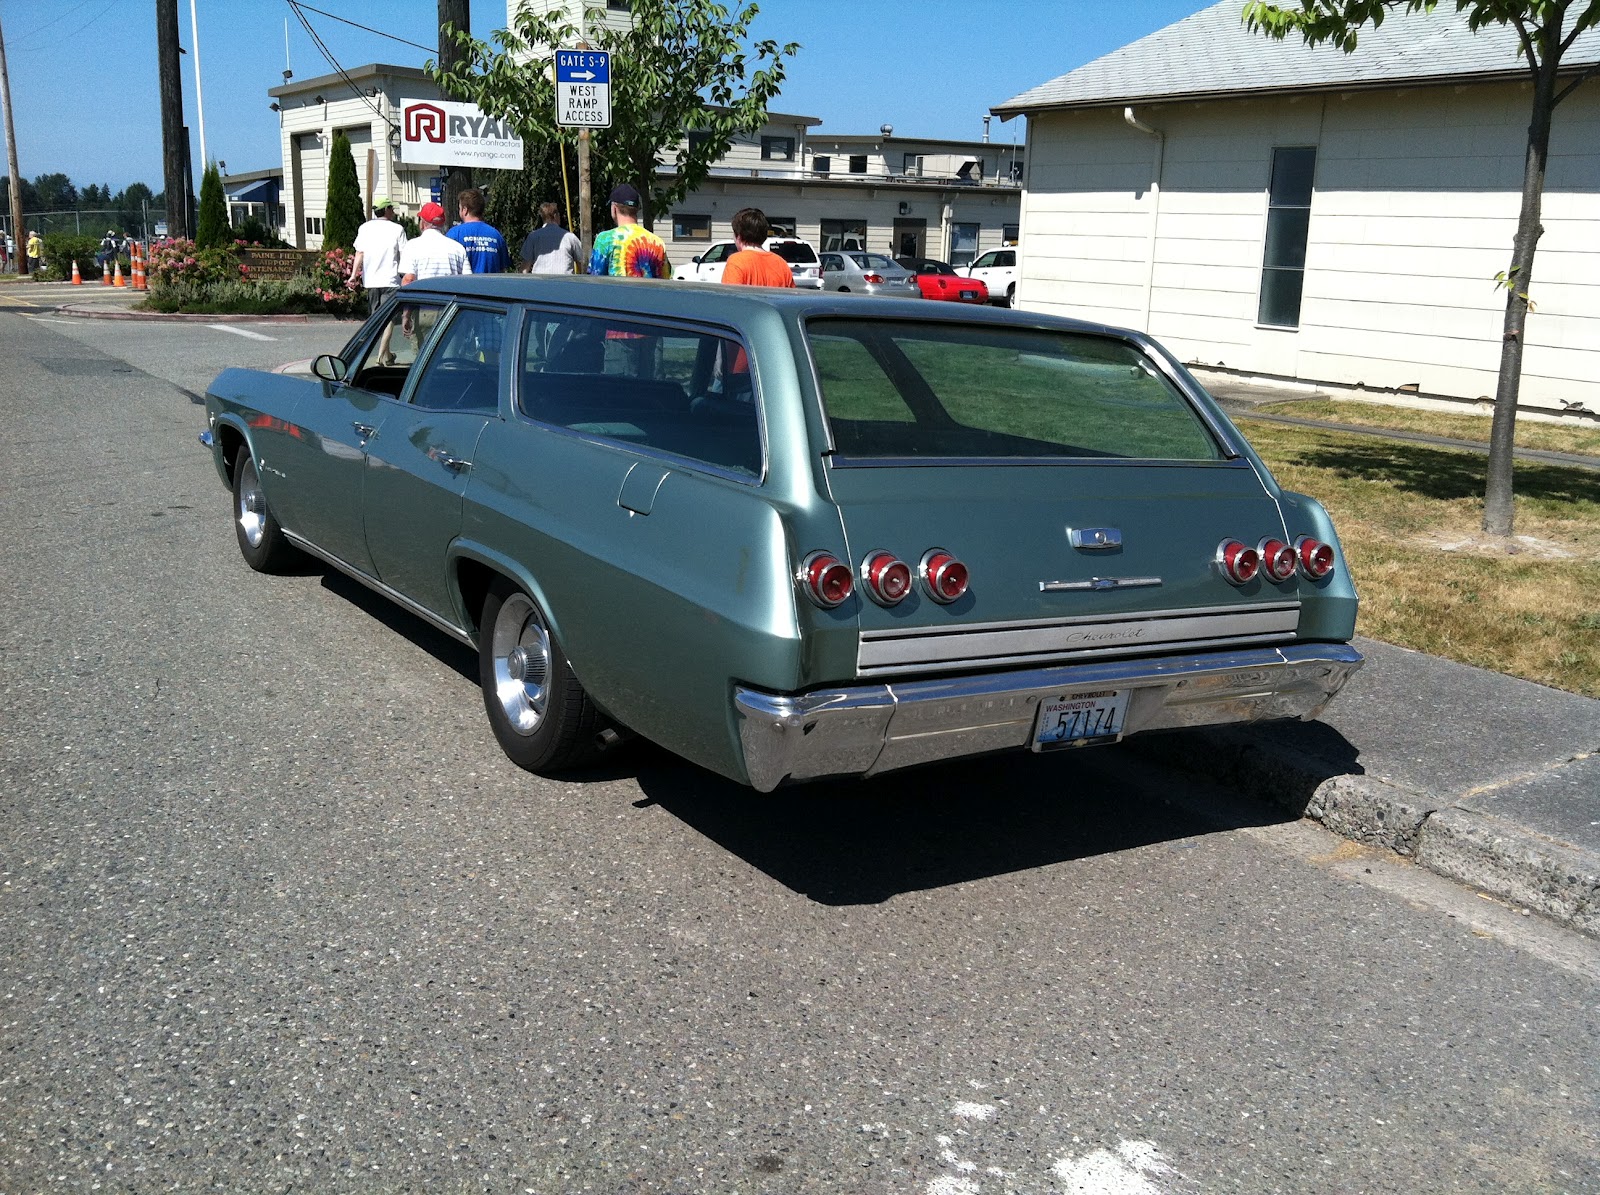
[2,305,1597,1193]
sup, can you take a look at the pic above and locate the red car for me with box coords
[896,257,991,304]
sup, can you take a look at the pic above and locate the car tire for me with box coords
[232,450,300,573]
[839,286,850,292]
[1004,283,1015,308]
[479,578,602,775]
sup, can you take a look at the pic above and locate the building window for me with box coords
[766,215,797,238]
[1258,146,1316,328]
[1008,158,1025,183]
[685,130,712,155]
[606,0,630,9]
[1002,224,1019,246]
[812,155,831,174]
[948,222,979,267]
[902,153,922,176]
[848,155,868,174]
[761,135,795,162]
[673,213,711,241]
[305,216,325,236]
[820,218,867,252]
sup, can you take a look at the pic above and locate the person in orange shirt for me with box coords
[721,208,795,287]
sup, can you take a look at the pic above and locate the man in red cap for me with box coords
[400,200,468,284]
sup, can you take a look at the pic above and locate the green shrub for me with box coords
[39,233,106,280]
[323,132,363,251]
[196,163,230,249]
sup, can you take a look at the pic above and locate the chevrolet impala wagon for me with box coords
[201,276,1361,790]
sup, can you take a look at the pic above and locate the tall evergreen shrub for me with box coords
[323,132,364,251]
[195,163,230,249]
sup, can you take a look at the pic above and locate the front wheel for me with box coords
[1003,283,1015,308]
[479,579,601,774]
[232,450,300,573]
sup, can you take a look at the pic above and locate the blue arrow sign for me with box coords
[556,50,610,85]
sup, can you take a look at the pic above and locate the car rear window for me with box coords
[768,241,818,264]
[805,318,1224,462]
[848,253,895,270]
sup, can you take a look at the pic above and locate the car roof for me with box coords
[401,273,1132,338]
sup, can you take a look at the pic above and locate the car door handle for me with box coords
[439,454,470,474]
[352,422,376,440]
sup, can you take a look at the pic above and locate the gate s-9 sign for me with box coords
[398,98,524,169]
[556,50,611,128]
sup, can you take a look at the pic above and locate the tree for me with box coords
[1243,0,1600,538]
[431,0,800,229]
[114,182,155,236]
[0,174,37,213]
[195,161,229,248]
[31,171,76,210]
[323,130,364,251]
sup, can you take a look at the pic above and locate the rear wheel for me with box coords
[479,579,601,774]
[1004,283,1015,307]
[232,451,299,573]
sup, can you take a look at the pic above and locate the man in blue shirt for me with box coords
[446,187,510,273]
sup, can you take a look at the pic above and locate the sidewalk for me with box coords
[1137,639,1600,938]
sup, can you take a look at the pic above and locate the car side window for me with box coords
[519,310,762,479]
[348,300,449,398]
[408,307,506,413]
[821,254,841,271]
[998,251,1016,268]
[703,244,731,264]
[972,252,996,269]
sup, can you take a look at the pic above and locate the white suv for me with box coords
[961,247,1019,306]
[678,238,822,288]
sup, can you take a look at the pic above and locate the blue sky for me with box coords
[4,0,1208,193]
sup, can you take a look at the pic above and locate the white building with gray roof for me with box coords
[994,1,1600,412]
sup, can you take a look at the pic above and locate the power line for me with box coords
[285,1,394,129]
[285,1,436,57]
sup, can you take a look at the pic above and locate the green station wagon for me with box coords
[201,276,1361,790]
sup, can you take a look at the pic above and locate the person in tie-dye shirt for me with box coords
[588,183,672,279]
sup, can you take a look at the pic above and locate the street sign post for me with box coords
[555,50,611,129]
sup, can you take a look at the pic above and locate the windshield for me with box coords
[769,241,818,264]
[805,318,1224,462]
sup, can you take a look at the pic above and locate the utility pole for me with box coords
[437,0,471,222]
[157,0,190,239]
[0,14,27,274]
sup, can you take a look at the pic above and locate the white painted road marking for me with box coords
[1052,1140,1185,1194]
[207,324,276,341]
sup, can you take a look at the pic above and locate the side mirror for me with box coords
[312,354,349,383]
[691,255,702,264]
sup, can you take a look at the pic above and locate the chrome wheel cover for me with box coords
[491,593,551,736]
[236,457,267,548]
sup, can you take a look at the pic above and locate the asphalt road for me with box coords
[2,310,1598,1194]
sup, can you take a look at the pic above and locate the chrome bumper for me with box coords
[733,643,1363,792]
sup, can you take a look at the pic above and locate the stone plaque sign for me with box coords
[240,249,320,280]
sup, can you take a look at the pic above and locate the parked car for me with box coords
[895,256,991,304]
[818,251,921,298]
[678,237,823,288]
[200,276,1361,791]
[962,246,1019,306]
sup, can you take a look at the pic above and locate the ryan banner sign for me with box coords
[398,98,523,169]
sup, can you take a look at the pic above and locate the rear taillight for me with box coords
[1217,539,1260,585]
[861,551,913,606]
[800,551,853,608]
[1258,538,1298,583]
[920,549,970,603]
[863,273,884,284]
[1296,536,1335,579]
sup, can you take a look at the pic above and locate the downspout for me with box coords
[1124,106,1165,333]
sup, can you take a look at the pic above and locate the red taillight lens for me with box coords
[1218,539,1260,585]
[861,551,913,606]
[1258,538,1298,582]
[1296,536,1335,579]
[800,551,853,608]
[919,549,969,603]
[863,273,884,284]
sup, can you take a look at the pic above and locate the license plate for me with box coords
[1032,690,1130,751]
[960,290,978,300]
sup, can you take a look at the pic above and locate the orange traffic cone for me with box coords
[101,258,112,285]
[113,260,126,287]
[70,260,83,285]
[131,243,146,291]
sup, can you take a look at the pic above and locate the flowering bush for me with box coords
[308,246,361,314]
[144,238,363,316]
[147,238,239,288]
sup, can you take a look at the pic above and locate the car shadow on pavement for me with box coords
[318,569,479,684]
[629,743,1299,906]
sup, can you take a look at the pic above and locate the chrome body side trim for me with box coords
[734,643,1363,792]
[1040,577,1162,593]
[282,530,476,648]
[1068,527,1121,550]
[856,601,1301,674]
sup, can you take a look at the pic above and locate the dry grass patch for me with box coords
[1255,398,1600,458]
[1238,418,1600,697]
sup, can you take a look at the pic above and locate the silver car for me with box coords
[818,251,922,298]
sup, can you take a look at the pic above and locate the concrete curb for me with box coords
[53,303,345,323]
[1131,728,1600,939]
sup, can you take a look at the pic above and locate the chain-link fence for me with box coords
[2,209,159,272]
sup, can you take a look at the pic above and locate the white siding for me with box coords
[1017,83,1600,410]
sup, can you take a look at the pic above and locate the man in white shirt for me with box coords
[347,197,408,314]
[400,201,468,284]
[520,202,584,274]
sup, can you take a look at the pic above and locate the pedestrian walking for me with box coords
[347,196,407,314]
[720,208,794,288]
[446,187,510,273]
[587,184,671,278]
[399,201,469,284]
[520,202,583,275]
[26,228,44,275]
[97,229,119,273]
